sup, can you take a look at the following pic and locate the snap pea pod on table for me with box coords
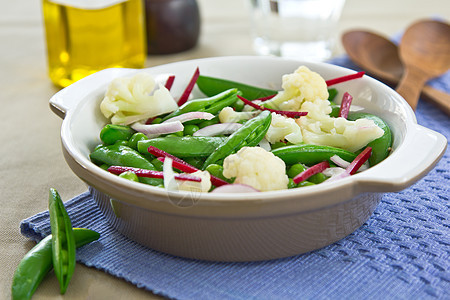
[11,228,100,300]
[48,188,76,294]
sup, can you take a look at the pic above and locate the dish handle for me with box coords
[49,68,138,119]
[356,125,447,192]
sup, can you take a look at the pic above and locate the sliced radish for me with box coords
[338,92,353,119]
[165,75,175,91]
[107,166,201,182]
[177,67,200,106]
[256,94,276,101]
[131,121,183,138]
[325,71,365,86]
[193,123,243,137]
[237,95,307,118]
[163,111,215,124]
[293,161,330,184]
[158,156,229,187]
[211,184,260,193]
[346,147,372,175]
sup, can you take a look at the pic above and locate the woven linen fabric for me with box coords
[21,58,449,300]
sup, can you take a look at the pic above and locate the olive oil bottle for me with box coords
[42,0,147,87]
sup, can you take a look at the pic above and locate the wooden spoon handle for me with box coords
[396,66,429,110]
[422,85,450,116]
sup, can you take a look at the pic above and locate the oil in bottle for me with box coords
[42,0,147,87]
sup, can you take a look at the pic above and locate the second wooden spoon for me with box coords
[397,19,450,111]
[342,28,450,115]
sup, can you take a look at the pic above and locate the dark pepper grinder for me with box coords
[144,0,201,54]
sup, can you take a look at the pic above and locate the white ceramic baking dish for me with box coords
[50,56,447,261]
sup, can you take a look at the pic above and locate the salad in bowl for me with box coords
[90,65,391,194]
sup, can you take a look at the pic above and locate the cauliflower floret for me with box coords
[222,147,288,192]
[263,66,329,111]
[219,106,260,123]
[100,73,178,125]
[297,98,384,152]
[265,112,303,144]
[177,171,212,193]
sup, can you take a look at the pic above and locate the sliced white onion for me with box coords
[162,111,215,124]
[330,154,368,172]
[258,138,271,152]
[193,123,243,137]
[349,105,365,112]
[330,155,351,168]
[131,121,183,138]
[323,167,350,182]
[211,184,260,193]
[163,157,178,191]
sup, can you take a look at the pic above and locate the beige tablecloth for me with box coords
[1,0,449,299]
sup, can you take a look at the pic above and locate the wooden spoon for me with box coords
[396,19,450,111]
[342,28,450,115]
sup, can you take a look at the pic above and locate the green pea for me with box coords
[308,172,328,184]
[205,164,228,182]
[288,178,296,189]
[287,163,306,178]
[151,117,163,124]
[118,171,139,182]
[113,140,129,146]
[232,99,245,111]
[151,158,164,171]
[128,132,148,150]
[183,124,200,136]
[296,181,315,188]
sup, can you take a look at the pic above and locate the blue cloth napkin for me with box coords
[21,57,449,300]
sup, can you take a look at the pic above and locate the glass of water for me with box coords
[248,0,346,61]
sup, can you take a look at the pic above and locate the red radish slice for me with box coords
[165,75,175,90]
[131,121,183,138]
[326,71,365,86]
[237,95,307,118]
[147,146,187,165]
[256,94,276,101]
[193,123,243,137]
[211,184,260,193]
[293,161,330,184]
[158,156,229,187]
[107,166,201,182]
[338,92,353,118]
[346,147,372,175]
[162,111,215,124]
[178,67,200,106]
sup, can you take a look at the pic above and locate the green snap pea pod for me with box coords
[100,124,135,145]
[11,228,100,300]
[202,110,272,169]
[196,75,278,100]
[48,188,76,294]
[90,144,161,185]
[347,112,392,166]
[196,75,340,102]
[162,88,240,121]
[272,144,357,165]
[137,136,227,158]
